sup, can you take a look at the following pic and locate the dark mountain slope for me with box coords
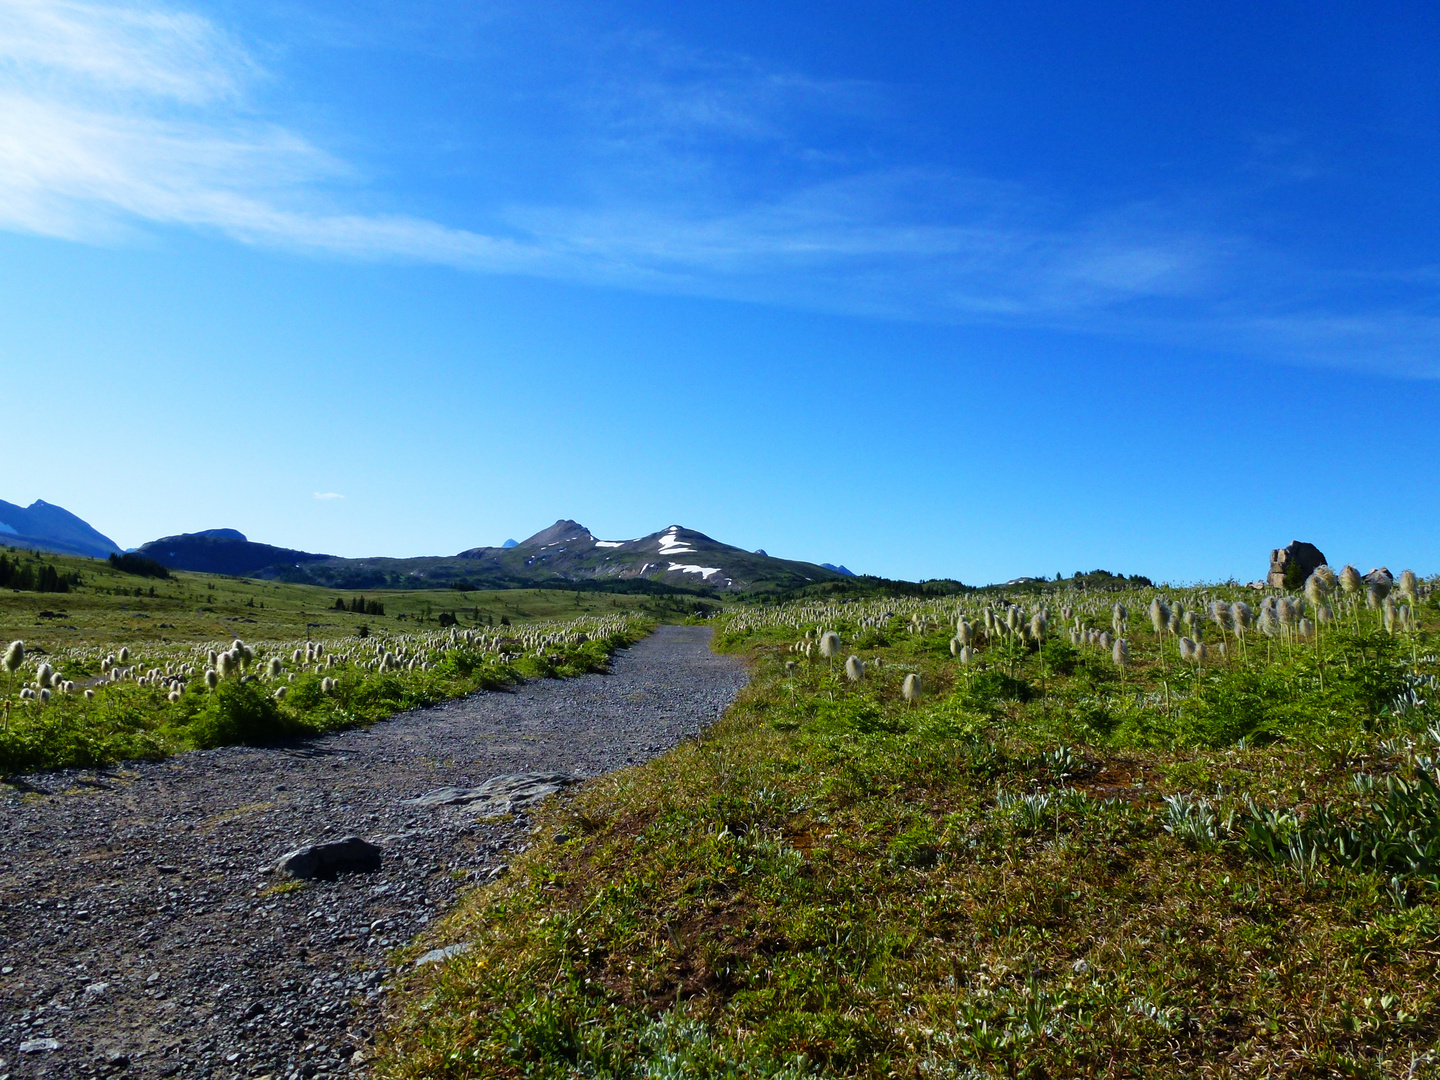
[0,499,121,559]
[135,533,334,577]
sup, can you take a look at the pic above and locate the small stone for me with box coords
[20,1037,61,1053]
[104,1049,131,1067]
[552,833,569,844]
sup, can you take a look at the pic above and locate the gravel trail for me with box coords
[0,626,748,1080]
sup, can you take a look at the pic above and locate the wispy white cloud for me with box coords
[0,0,252,101]
[0,0,1436,378]
[313,491,343,500]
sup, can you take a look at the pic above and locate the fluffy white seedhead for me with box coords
[38,687,50,703]
[949,638,961,657]
[958,621,973,646]
[117,647,130,664]
[845,655,864,682]
[1149,598,1168,633]
[1099,631,1112,649]
[35,663,52,689]
[84,689,95,700]
[901,673,923,703]
[1276,598,1298,628]
[1297,618,1315,640]
[1340,566,1363,595]
[1317,603,1335,624]
[1230,601,1252,631]
[1314,565,1338,590]
[1178,637,1197,662]
[958,646,974,665]
[819,632,840,659]
[274,686,287,700]
[1112,638,1130,668]
[1304,574,1329,607]
[268,658,283,678]
[1030,613,1048,641]
[1112,603,1128,634]
[1209,601,1231,630]
[1400,569,1419,600]
[1366,586,1381,611]
[3,640,23,674]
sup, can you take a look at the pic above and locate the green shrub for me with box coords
[188,680,307,748]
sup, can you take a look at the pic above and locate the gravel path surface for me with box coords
[0,626,748,1080]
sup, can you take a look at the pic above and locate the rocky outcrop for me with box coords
[1268,541,1328,588]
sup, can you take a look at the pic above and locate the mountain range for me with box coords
[137,519,846,593]
[3,499,853,594]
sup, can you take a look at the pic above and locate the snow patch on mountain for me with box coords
[657,527,697,556]
[668,563,723,580]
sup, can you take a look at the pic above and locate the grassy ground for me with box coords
[0,546,689,647]
[1,546,670,773]
[375,581,1440,1078]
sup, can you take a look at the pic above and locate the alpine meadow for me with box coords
[4,1,1440,1078]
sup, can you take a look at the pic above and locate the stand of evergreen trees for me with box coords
[0,554,76,593]
[334,595,385,615]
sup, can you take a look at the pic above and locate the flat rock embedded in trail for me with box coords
[407,772,578,814]
[0,625,747,1080]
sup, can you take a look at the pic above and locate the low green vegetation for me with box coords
[377,573,1440,1078]
[0,614,649,772]
[0,546,699,648]
[1,544,666,772]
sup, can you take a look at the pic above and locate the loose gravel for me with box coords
[0,625,748,1080]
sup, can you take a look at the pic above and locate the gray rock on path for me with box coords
[278,835,383,879]
[408,772,578,815]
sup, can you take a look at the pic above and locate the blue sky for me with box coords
[1,0,1437,584]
